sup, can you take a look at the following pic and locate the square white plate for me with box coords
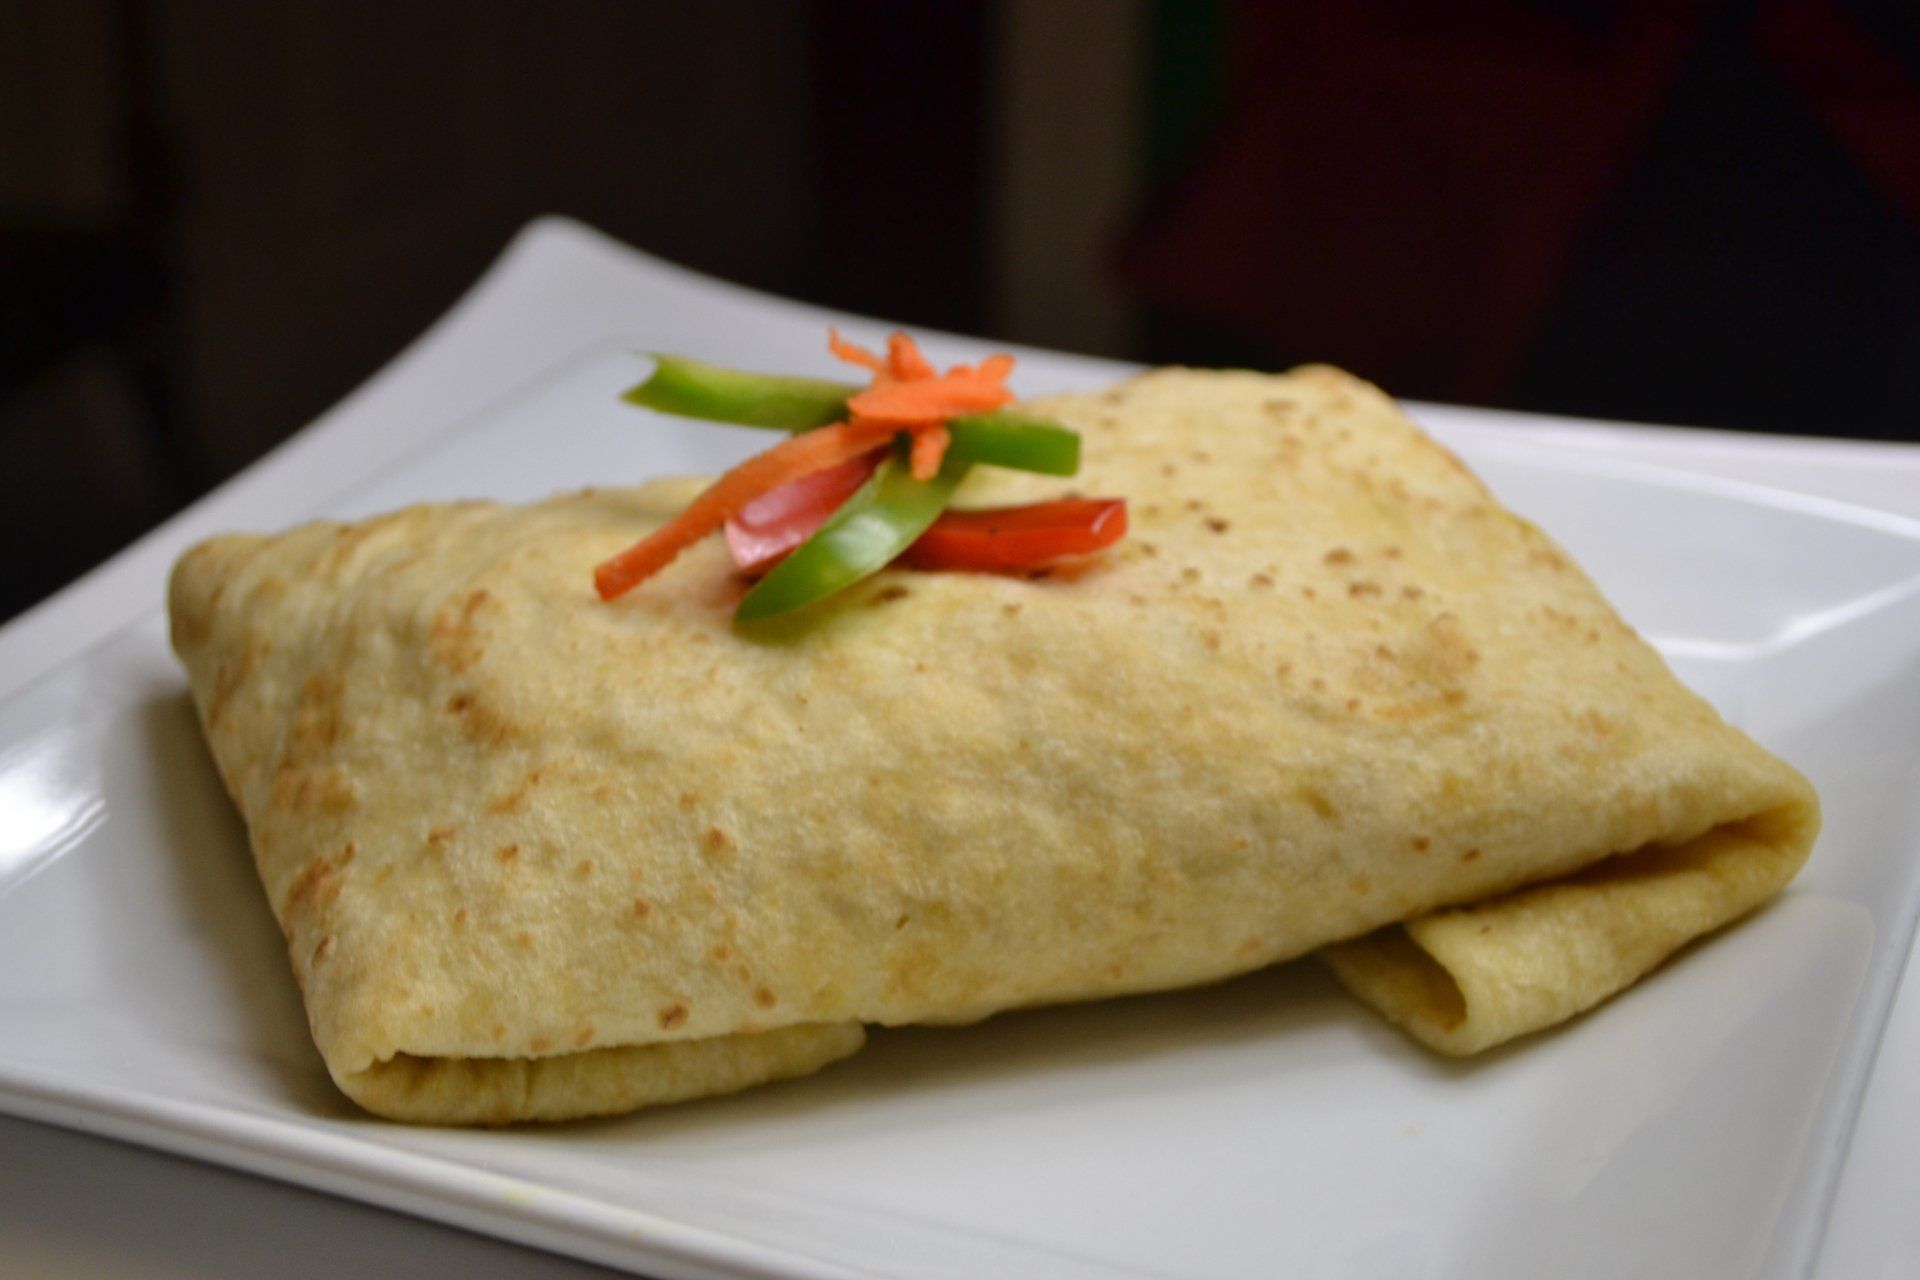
[3,221,1919,1280]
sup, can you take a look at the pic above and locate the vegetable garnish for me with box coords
[624,356,851,431]
[735,440,969,625]
[592,418,899,601]
[829,330,1016,479]
[624,359,1082,474]
[726,469,1127,580]
[724,452,883,576]
[595,330,1127,619]
[902,498,1129,573]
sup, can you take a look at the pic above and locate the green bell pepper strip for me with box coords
[946,412,1079,476]
[625,358,1080,476]
[734,442,969,624]
[624,356,852,430]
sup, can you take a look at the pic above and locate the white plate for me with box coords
[3,222,1919,1280]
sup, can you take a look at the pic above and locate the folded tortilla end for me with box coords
[1322,791,1820,1055]
[333,1022,868,1125]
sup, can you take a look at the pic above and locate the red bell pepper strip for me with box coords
[724,451,884,576]
[725,460,1128,579]
[901,498,1129,572]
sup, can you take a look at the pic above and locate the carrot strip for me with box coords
[848,376,1014,421]
[973,353,1015,382]
[594,419,898,600]
[885,331,936,381]
[908,423,950,480]
[827,328,886,375]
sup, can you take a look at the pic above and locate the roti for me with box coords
[168,365,1818,1122]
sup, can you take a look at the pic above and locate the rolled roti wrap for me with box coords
[167,366,1817,1123]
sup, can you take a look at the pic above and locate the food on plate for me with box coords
[594,333,1118,616]
[166,340,1818,1123]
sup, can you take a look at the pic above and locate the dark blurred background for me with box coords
[4,0,1918,624]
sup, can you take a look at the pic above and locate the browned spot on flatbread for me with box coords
[575,1026,596,1048]
[753,987,778,1009]
[281,850,348,919]
[705,826,736,855]
[270,764,357,815]
[206,644,259,727]
[290,674,345,758]
[428,588,495,672]
[488,766,547,814]
[658,1003,689,1030]
[497,843,520,863]
[529,1036,551,1054]
[1298,786,1339,822]
[1355,613,1480,722]
[631,897,652,919]
[448,694,516,746]
[1410,835,1431,852]
[1461,847,1482,863]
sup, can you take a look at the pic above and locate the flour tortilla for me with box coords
[167,365,1818,1123]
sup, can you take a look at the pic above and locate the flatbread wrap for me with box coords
[167,365,1818,1123]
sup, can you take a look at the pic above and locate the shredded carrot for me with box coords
[908,423,951,481]
[885,331,936,381]
[827,327,886,375]
[848,376,1013,423]
[594,419,898,600]
[830,330,1015,478]
[971,353,1015,382]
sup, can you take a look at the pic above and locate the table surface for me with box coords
[3,218,1916,1279]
